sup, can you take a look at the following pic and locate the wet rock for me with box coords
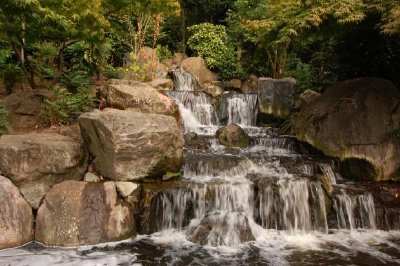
[223,79,242,90]
[241,75,258,94]
[36,180,135,246]
[292,78,400,181]
[299,89,321,106]
[184,132,198,143]
[181,57,217,85]
[216,124,251,148]
[201,82,224,98]
[0,133,88,209]
[0,90,52,133]
[101,79,179,120]
[258,77,296,121]
[187,211,255,246]
[0,175,33,249]
[318,174,333,196]
[79,109,184,181]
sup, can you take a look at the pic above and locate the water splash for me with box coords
[171,70,197,91]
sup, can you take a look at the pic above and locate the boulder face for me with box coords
[292,78,400,182]
[216,124,251,148]
[35,180,135,246]
[258,77,296,121]
[0,133,88,209]
[180,57,216,85]
[79,109,184,181]
[101,79,179,120]
[0,90,52,133]
[0,175,33,249]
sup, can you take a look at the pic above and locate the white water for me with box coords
[171,69,197,91]
[226,94,258,126]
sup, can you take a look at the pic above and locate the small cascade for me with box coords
[171,69,197,91]
[319,163,338,185]
[257,179,328,234]
[334,190,376,230]
[226,94,258,126]
[167,91,219,134]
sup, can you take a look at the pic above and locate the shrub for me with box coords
[156,44,172,61]
[187,23,242,80]
[123,52,149,81]
[42,86,94,126]
[0,107,8,136]
[60,70,90,93]
[103,65,124,79]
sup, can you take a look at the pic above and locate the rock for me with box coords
[35,180,135,246]
[84,172,101,182]
[223,79,242,90]
[318,174,333,196]
[201,82,224,98]
[184,132,198,143]
[0,90,52,133]
[258,77,296,121]
[101,79,179,120]
[299,89,321,107]
[187,211,255,246]
[172,53,188,66]
[161,58,173,68]
[241,75,258,94]
[181,57,216,85]
[79,109,184,181]
[138,46,158,65]
[162,172,180,181]
[0,175,33,249]
[292,78,400,181]
[216,124,251,148]
[0,133,88,209]
[148,78,174,90]
[115,181,139,198]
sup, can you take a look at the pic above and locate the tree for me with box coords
[232,0,400,78]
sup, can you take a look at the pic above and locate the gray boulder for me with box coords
[258,77,296,121]
[0,133,88,209]
[101,79,179,120]
[216,124,251,148]
[35,180,135,246]
[79,109,184,181]
[292,78,400,181]
[0,175,33,249]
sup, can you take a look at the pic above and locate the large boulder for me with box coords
[79,109,184,181]
[35,180,135,246]
[216,124,251,148]
[101,79,179,120]
[180,57,217,85]
[0,175,33,249]
[292,78,400,181]
[0,90,52,133]
[0,133,88,209]
[258,77,296,121]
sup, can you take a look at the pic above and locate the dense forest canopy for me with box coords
[0,0,399,92]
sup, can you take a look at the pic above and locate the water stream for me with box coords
[1,71,399,265]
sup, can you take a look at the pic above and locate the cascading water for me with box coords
[2,71,399,265]
[171,69,197,91]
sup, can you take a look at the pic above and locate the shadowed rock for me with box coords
[0,175,33,249]
[35,180,135,246]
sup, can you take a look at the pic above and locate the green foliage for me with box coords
[188,23,242,80]
[0,107,8,136]
[42,86,94,126]
[123,52,149,81]
[60,71,90,93]
[103,65,124,79]
[156,44,172,61]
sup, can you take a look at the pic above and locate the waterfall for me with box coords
[226,94,258,126]
[334,190,376,230]
[171,69,197,91]
[167,91,219,134]
[319,163,338,185]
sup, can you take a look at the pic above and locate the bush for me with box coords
[60,70,90,93]
[156,44,172,61]
[187,23,242,80]
[102,65,124,79]
[42,86,94,126]
[0,107,8,136]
